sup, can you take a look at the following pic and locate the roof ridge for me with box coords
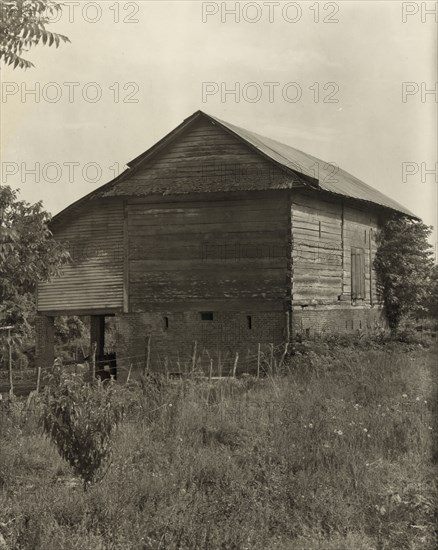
[51,110,418,223]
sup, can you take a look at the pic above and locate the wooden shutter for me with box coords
[351,247,365,300]
[359,250,365,299]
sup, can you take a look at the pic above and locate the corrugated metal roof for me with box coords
[209,113,416,217]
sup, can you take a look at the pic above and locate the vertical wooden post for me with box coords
[35,366,42,393]
[176,352,181,375]
[269,343,274,375]
[8,327,13,397]
[126,364,132,384]
[191,341,197,372]
[144,335,151,376]
[279,342,289,369]
[123,201,129,313]
[232,352,239,378]
[341,199,345,296]
[90,342,97,382]
[218,350,222,378]
[285,311,290,343]
[164,357,169,381]
[257,343,261,378]
[209,358,213,381]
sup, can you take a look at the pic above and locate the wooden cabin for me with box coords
[35,110,415,377]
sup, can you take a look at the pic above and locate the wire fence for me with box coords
[0,339,292,397]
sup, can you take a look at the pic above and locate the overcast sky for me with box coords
[2,0,437,252]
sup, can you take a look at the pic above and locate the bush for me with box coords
[41,366,124,489]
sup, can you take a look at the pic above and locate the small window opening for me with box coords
[164,316,169,329]
[201,311,214,321]
[247,315,252,329]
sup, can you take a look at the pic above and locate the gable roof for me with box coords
[208,114,416,217]
[52,110,416,223]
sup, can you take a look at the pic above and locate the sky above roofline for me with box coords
[2,1,437,254]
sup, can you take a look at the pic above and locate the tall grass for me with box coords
[0,345,436,549]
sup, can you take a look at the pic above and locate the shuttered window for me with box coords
[351,247,365,300]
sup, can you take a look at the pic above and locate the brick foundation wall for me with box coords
[113,305,388,379]
[114,310,286,380]
[291,305,388,338]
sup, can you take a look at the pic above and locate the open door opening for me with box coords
[90,315,117,381]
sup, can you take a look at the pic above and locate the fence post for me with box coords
[279,342,289,370]
[232,352,239,378]
[90,342,97,382]
[164,357,169,381]
[126,364,133,384]
[35,366,42,393]
[144,335,151,376]
[257,343,261,378]
[269,343,274,376]
[8,327,13,397]
[191,341,197,373]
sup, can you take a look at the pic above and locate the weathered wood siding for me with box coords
[127,193,289,312]
[37,201,124,312]
[102,118,299,197]
[291,192,379,305]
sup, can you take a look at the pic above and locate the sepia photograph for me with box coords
[0,1,437,548]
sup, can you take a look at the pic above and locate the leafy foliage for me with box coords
[0,185,69,344]
[426,264,438,318]
[0,0,70,69]
[41,366,124,489]
[54,315,89,362]
[374,215,434,329]
[54,316,87,345]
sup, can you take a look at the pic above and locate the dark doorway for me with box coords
[91,315,117,381]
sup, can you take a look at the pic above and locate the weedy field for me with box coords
[0,341,436,550]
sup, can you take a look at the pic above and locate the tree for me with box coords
[42,366,124,490]
[0,0,70,69]
[374,214,434,330]
[0,185,69,345]
[426,264,438,319]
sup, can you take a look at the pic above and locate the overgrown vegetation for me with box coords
[41,365,124,490]
[0,186,69,363]
[1,344,436,549]
[374,215,435,330]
